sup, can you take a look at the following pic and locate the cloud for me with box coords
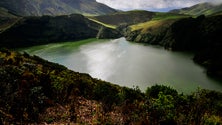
[96,0,222,11]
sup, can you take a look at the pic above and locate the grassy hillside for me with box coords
[212,10,222,16]
[130,12,188,33]
[88,18,116,29]
[0,7,17,18]
[0,7,20,33]
[125,12,188,43]
[0,49,222,124]
[0,14,121,48]
[125,14,222,79]
[0,14,98,48]
[89,10,155,27]
[170,2,222,16]
[0,0,117,16]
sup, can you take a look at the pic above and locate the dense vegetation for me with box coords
[124,14,222,79]
[0,14,121,48]
[0,1,222,124]
[0,0,117,16]
[125,12,187,43]
[0,49,222,124]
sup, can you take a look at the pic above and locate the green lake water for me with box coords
[20,37,222,93]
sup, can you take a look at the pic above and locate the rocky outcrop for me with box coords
[125,27,169,45]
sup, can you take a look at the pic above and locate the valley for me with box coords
[0,0,222,124]
[20,38,222,93]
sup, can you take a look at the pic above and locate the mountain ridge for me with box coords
[0,2,222,124]
[0,0,117,16]
[170,2,222,16]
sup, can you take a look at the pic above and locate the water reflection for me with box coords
[22,38,222,93]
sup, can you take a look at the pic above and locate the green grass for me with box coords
[211,11,222,16]
[130,20,162,31]
[152,12,189,20]
[88,18,116,29]
[110,10,150,15]
[130,19,175,33]
[18,38,99,53]
[129,12,188,33]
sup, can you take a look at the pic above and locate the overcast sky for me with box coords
[96,0,222,11]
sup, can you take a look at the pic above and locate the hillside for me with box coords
[170,2,222,16]
[89,10,155,27]
[125,14,222,78]
[125,12,188,44]
[1,49,222,124]
[0,0,117,16]
[0,14,121,48]
[212,10,222,16]
[161,15,222,79]
[0,7,19,33]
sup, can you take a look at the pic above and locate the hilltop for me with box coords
[170,2,222,16]
[0,0,117,16]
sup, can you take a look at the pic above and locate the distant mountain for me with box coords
[170,2,222,16]
[0,0,117,16]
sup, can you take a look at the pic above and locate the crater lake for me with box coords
[20,37,222,93]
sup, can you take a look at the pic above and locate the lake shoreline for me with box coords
[19,38,222,93]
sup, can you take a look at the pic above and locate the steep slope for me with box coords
[212,10,222,16]
[125,12,188,44]
[0,14,121,48]
[1,49,222,124]
[0,0,117,16]
[0,7,19,33]
[89,10,155,27]
[0,7,17,18]
[170,2,222,16]
[125,14,222,78]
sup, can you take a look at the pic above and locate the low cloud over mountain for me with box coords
[96,0,222,11]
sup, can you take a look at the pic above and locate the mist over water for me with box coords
[21,38,222,93]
